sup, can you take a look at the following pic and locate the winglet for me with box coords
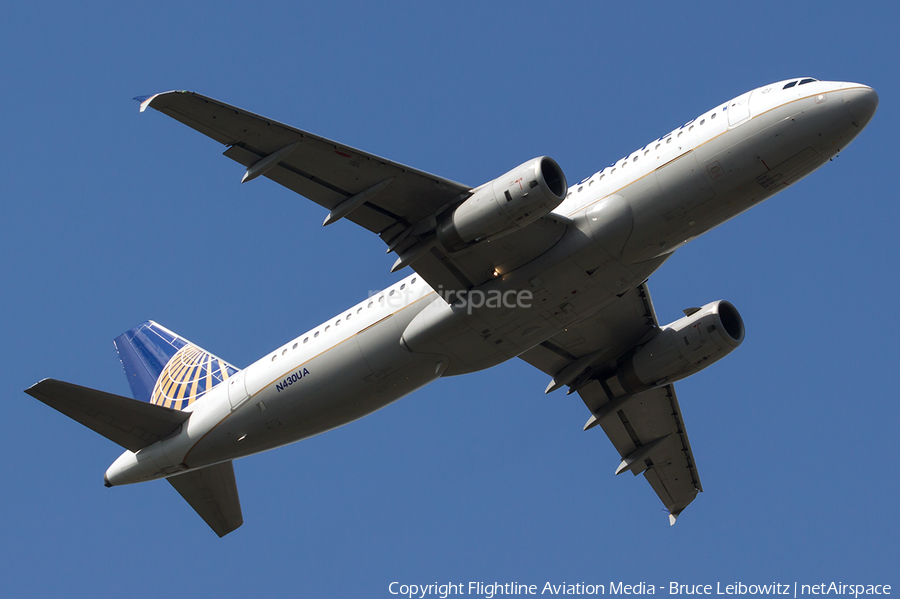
[134,91,190,113]
[135,93,162,113]
[669,509,682,526]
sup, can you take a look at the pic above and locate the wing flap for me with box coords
[25,379,189,452]
[168,461,243,537]
[596,384,701,502]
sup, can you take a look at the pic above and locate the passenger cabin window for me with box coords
[783,81,798,89]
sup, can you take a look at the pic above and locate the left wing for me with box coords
[519,283,702,523]
[139,91,568,291]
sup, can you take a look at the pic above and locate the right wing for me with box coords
[138,91,568,292]
[519,283,702,523]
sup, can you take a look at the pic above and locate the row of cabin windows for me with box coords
[570,111,720,194]
[571,80,820,197]
[271,277,419,361]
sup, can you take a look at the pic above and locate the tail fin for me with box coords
[114,321,238,410]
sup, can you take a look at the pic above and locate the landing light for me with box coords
[237,434,248,442]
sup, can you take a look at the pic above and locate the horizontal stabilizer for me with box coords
[168,461,243,537]
[25,379,190,453]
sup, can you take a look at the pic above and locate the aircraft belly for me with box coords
[183,319,442,466]
[404,229,658,375]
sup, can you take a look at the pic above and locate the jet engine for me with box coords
[437,157,567,252]
[613,300,745,395]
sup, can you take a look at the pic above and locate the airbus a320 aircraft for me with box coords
[26,77,877,536]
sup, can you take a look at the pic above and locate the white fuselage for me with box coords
[106,79,877,486]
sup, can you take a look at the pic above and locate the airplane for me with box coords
[26,77,878,536]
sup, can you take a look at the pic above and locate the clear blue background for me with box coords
[2,2,896,597]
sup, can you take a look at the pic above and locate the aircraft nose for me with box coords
[842,85,879,127]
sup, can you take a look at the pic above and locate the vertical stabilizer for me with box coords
[114,321,238,410]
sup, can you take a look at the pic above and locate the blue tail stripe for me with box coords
[114,322,185,402]
[114,321,237,409]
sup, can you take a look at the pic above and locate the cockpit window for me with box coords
[799,78,817,85]
[783,81,798,89]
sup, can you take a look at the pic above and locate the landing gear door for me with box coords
[227,370,249,411]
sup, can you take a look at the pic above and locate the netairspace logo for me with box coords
[371,284,533,315]
[387,581,892,599]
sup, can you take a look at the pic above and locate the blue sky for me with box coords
[2,2,897,597]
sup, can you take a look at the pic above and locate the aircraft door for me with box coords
[227,369,250,411]
[727,90,753,127]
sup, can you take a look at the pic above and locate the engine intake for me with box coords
[437,157,567,252]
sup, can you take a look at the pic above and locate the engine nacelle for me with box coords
[437,156,567,251]
[614,300,745,394]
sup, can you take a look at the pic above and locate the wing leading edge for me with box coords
[519,283,702,523]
